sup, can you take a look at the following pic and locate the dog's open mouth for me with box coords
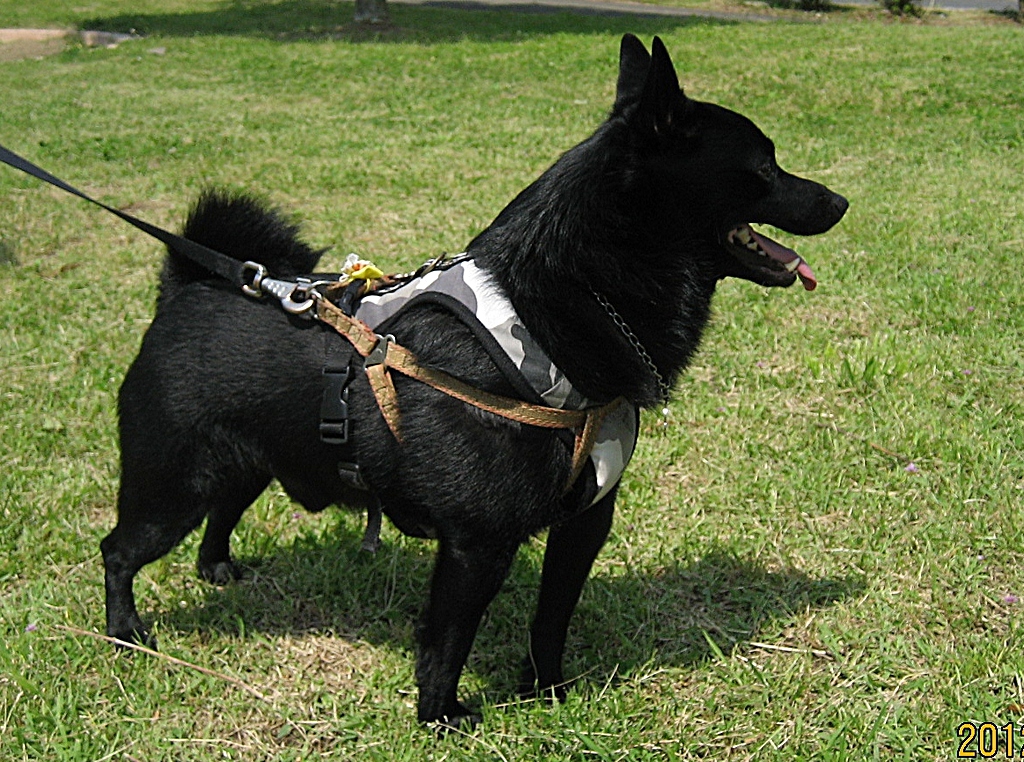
[724,224,817,291]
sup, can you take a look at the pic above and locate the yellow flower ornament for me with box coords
[342,253,385,281]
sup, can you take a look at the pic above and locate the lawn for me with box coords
[1,1,1022,759]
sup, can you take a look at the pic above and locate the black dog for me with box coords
[101,34,847,727]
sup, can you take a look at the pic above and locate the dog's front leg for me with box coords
[520,488,616,699]
[415,534,517,728]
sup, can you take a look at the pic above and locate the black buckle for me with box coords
[336,280,366,317]
[320,362,354,445]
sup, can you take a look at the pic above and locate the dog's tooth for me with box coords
[784,257,801,272]
[736,228,753,245]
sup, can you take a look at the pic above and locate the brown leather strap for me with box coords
[364,361,403,443]
[567,398,622,487]
[317,298,381,356]
[316,298,622,492]
[384,349,590,430]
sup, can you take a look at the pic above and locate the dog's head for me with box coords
[612,34,848,291]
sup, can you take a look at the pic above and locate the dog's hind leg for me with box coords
[415,535,518,728]
[197,476,270,585]
[101,468,268,647]
[520,489,616,699]
[100,482,209,648]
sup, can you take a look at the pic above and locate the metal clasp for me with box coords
[364,334,395,367]
[280,285,318,316]
[256,276,321,318]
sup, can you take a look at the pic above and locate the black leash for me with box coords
[0,143,258,290]
[1,142,391,551]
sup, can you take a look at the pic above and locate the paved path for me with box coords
[840,0,1016,11]
[394,0,777,22]
[394,0,1019,16]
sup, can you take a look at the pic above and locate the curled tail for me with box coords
[158,189,323,307]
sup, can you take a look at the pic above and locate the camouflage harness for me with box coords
[318,256,638,505]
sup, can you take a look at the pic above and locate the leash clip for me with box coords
[365,333,395,367]
[281,290,318,316]
[254,275,321,318]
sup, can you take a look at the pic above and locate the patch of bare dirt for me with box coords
[0,29,68,62]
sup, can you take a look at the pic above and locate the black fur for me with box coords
[101,35,847,728]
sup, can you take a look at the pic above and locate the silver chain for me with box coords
[591,289,671,403]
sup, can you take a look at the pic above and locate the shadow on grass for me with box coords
[0,240,18,267]
[161,515,861,700]
[83,0,735,44]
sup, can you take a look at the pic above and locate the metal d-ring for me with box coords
[241,261,268,298]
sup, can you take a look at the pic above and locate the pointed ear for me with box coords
[637,36,687,136]
[613,34,651,112]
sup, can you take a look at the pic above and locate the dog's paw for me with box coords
[197,559,244,585]
[518,662,570,703]
[108,622,157,651]
[519,680,569,704]
[420,702,481,734]
[430,713,483,735]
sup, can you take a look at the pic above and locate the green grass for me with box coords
[2,2,1023,759]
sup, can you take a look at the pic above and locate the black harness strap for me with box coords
[320,336,355,446]
[321,332,383,553]
[319,282,383,552]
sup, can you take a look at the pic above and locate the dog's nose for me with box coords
[831,193,849,220]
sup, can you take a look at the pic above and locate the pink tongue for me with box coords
[796,261,817,291]
[749,229,818,291]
